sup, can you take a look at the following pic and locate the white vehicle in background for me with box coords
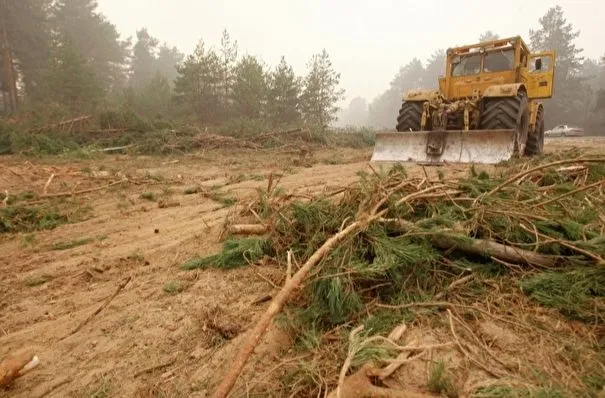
[545,124,585,137]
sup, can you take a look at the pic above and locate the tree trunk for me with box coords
[0,0,18,113]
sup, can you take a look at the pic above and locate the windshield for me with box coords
[452,53,481,76]
[484,49,514,72]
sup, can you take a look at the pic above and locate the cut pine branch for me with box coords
[227,224,270,235]
[380,218,560,267]
[211,214,381,398]
[480,157,605,200]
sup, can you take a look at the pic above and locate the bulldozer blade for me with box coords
[371,130,517,164]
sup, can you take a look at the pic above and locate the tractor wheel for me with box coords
[480,91,529,157]
[525,106,545,156]
[396,101,423,132]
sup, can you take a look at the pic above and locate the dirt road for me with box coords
[0,137,603,397]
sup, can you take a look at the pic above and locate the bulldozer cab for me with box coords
[442,37,555,100]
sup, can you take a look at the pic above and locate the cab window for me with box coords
[483,49,514,72]
[530,56,552,73]
[452,53,481,76]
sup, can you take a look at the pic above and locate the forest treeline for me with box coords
[0,0,344,132]
[1,2,604,133]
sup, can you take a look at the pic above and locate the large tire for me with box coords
[525,106,544,156]
[480,91,529,156]
[396,101,423,132]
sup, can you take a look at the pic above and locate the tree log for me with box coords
[381,218,559,268]
[228,224,270,235]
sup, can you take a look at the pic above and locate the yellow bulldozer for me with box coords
[372,36,556,164]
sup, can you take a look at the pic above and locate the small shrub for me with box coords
[182,238,271,270]
[127,250,145,262]
[428,361,458,398]
[21,233,37,247]
[163,281,184,295]
[98,109,154,132]
[24,274,52,287]
[184,186,201,195]
[1,206,69,233]
[140,192,157,202]
[204,190,237,207]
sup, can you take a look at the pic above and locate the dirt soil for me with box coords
[0,137,604,398]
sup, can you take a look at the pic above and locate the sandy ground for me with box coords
[0,137,604,397]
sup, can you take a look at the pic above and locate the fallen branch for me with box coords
[134,357,177,378]
[387,323,407,342]
[62,276,131,339]
[375,301,532,331]
[35,377,72,398]
[253,127,305,141]
[43,174,55,195]
[158,200,181,209]
[447,309,503,378]
[91,144,135,153]
[434,274,474,300]
[28,115,93,133]
[84,128,128,134]
[533,179,605,208]
[0,350,39,387]
[228,224,270,235]
[195,133,260,150]
[519,224,604,264]
[381,219,559,268]
[41,179,127,199]
[337,325,365,398]
[481,158,605,200]
[286,250,293,282]
[433,234,559,268]
[376,350,427,380]
[211,215,380,398]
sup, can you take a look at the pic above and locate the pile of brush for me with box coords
[185,151,605,398]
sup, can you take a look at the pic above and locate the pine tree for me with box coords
[479,31,500,42]
[424,50,446,89]
[300,49,345,127]
[530,6,583,79]
[219,29,238,109]
[173,40,222,124]
[0,0,52,111]
[130,28,159,90]
[339,97,368,127]
[368,58,425,128]
[267,56,301,126]
[45,39,103,113]
[53,0,129,95]
[156,44,183,88]
[593,55,605,130]
[598,55,605,91]
[232,55,268,119]
[136,72,172,119]
[530,5,585,126]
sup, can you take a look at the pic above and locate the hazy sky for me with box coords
[98,0,604,105]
